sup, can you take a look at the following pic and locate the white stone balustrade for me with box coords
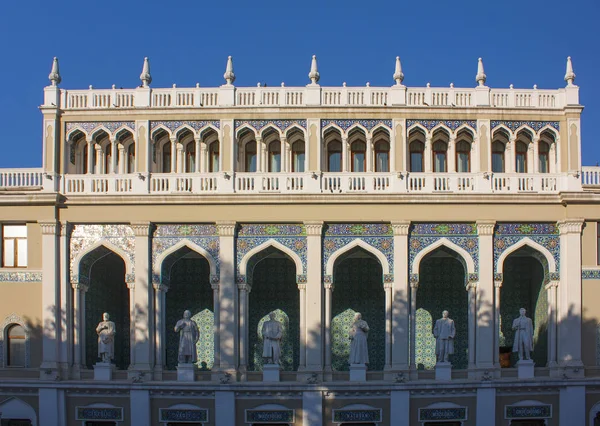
[54,84,574,109]
[2,169,596,195]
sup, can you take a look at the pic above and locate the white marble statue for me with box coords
[96,312,116,363]
[433,310,455,363]
[262,312,283,364]
[349,312,369,365]
[174,310,200,364]
[512,308,534,361]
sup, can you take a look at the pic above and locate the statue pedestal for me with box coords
[435,362,452,381]
[262,363,280,382]
[517,359,535,379]
[349,363,367,382]
[177,363,196,382]
[93,362,114,381]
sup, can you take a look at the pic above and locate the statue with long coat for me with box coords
[512,308,534,361]
[174,310,200,363]
[349,312,370,365]
[433,310,455,363]
[262,312,283,364]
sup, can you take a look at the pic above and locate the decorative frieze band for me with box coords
[66,121,135,138]
[407,119,476,132]
[234,119,307,133]
[491,120,559,132]
[321,119,392,132]
[150,120,220,135]
[0,271,42,282]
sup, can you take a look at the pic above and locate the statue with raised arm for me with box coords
[433,310,455,363]
[512,308,534,361]
[349,312,370,365]
[262,312,283,364]
[96,312,116,363]
[174,310,200,364]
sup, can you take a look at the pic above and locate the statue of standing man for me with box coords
[512,308,534,361]
[262,312,283,364]
[96,312,116,363]
[433,310,455,363]
[174,310,200,364]
[349,312,370,365]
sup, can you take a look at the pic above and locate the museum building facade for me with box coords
[0,55,599,425]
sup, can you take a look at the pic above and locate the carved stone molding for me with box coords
[476,220,496,236]
[72,283,89,292]
[130,222,153,237]
[297,283,307,291]
[304,221,324,236]
[153,283,168,292]
[59,221,73,237]
[558,219,585,235]
[38,220,58,235]
[238,283,251,292]
[391,221,411,236]
[217,221,237,236]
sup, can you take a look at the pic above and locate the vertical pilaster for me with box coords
[476,388,496,426]
[170,137,177,173]
[467,282,477,369]
[507,135,516,173]
[302,391,323,426]
[130,390,150,426]
[130,222,153,373]
[298,283,307,369]
[281,136,288,172]
[215,391,236,426]
[58,222,72,377]
[153,283,167,378]
[546,280,558,368]
[72,283,88,375]
[366,134,373,172]
[195,136,202,172]
[94,144,102,174]
[304,221,323,371]
[390,391,410,426]
[217,221,237,373]
[424,135,432,172]
[86,139,94,174]
[409,280,418,372]
[391,221,410,370]
[256,136,263,172]
[493,280,502,368]
[476,221,495,369]
[323,283,333,372]
[212,282,221,369]
[238,283,250,376]
[39,220,60,377]
[558,219,584,370]
[384,282,392,370]
[448,135,456,172]
[341,136,348,172]
[110,137,117,173]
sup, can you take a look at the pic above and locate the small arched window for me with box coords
[538,141,550,173]
[516,141,528,173]
[350,141,366,172]
[328,141,342,172]
[456,140,471,173]
[410,141,424,173]
[492,141,505,173]
[162,142,172,173]
[291,141,305,172]
[245,141,257,172]
[185,142,196,173]
[209,142,219,172]
[374,141,389,172]
[7,324,26,367]
[127,144,135,174]
[433,141,447,172]
[268,141,281,172]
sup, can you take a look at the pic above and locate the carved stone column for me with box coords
[255,136,263,172]
[298,282,306,368]
[493,279,502,368]
[341,136,348,172]
[59,222,72,376]
[366,134,373,172]
[304,221,323,372]
[130,222,153,374]
[94,144,102,175]
[424,135,432,173]
[324,282,333,373]
[39,220,60,378]
[110,137,118,174]
[476,220,495,370]
[391,221,410,370]
[448,135,456,173]
[86,138,94,174]
[153,283,167,379]
[72,283,88,376]
[384,282,392,370]
[546,280,558,368]
[238,283,250,377]
[216,221,237,373]
[170,137,177,173]
[409,279,419,372]
[280,136,288,172]
[212,281,221,369]
[194,136,202,172]
[467,281,477,369]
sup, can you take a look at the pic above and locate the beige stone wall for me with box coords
[583,279,600,366]
[582,221,598,266]
[27,222,42,270]
[496,394,559,426]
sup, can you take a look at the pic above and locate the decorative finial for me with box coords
[224,56,235,85]
[393,56,404,85]
[140,57,152,88]
[564,56,576,86]
[48,57,61,86]
[308,55,320,85]
[476,57,486,86]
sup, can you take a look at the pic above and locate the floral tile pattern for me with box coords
[406,120,477,132]
[234,120,307,133]
[491,120,559,132]
[320,119,392,132]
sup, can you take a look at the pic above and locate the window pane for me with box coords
[4,225,26,238]
[3,239,15,267]
[246,154,257,172]
[352,153,365,172]
[293,152,305,172]
[210,152,219,172]
[435,153,447,172]
[328,152,341,172]
[269,153,281,172]
[457,153,469,172]
[516,154,526,173]
[17,239,27,267]
[8,325,25,367]
[538,153,549,173]
[410,153,423,172]
[492,153,504,173]
[376,152,389,172]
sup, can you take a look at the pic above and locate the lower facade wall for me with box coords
[0,383,597,426]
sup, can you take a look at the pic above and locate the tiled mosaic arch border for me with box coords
[408,223,479,284]
[152,225,220,285]
[320,119,392,133]
[493,223,559,282]
[236,224,307,285]
[66,121,136,140]
[0,313,30,367]
[70,225,136,285]
[322,224,394,285]
[234,120,307,134]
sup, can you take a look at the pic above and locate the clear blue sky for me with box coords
[0,0,598,167]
